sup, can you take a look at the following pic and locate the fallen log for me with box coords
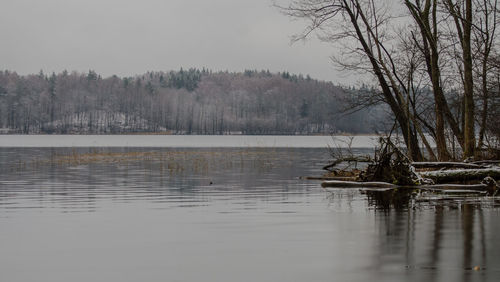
[419,168,500,183]
[434,190,487,195]
[321,177,497,195]
[321,180,396,189]
[471,160,500,166]
[358,188,396,192]
[323,182,490,191]
[412,162,485,170]
[304,176,358,181]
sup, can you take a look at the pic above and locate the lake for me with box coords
[0,134,380,148]
[1,135,499,282]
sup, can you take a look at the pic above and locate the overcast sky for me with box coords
[0,0,352,83]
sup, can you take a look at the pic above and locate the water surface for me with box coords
[0,137,499,282]
[0,134,378,148]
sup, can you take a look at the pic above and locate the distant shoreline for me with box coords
[0,135,381,148]
[0,132,382,137]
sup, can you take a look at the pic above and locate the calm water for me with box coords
[0,134,379,148]
[1,136,499,282]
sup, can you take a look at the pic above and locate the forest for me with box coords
[0,68,387,135]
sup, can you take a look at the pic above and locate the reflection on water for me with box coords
[368,204,500,282]
[0,148,327,212]
[1,147,500,282]
[365,189,415,210]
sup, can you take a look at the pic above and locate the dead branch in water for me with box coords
[322,180,396,189]
[321,176,498,195]
[412,162,486,170]
[360,137,421,185]
[318,136,500,200]
[419,168,500,183]
[322,156,372,171]
[324,136,372,172]
[471,160,500,165]
[304,176,358,181]
[322,181,492,191]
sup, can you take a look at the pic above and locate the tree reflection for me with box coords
[363,190,494,282]
[365,189,414,211]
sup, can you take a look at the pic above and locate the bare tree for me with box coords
[404,0,465,160]
[277,0,424,160]
[474,0,498,148]
[442,0,476,157]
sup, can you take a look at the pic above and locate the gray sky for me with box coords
[0,0,349,83]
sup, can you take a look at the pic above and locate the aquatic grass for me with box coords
[11,148,292,177]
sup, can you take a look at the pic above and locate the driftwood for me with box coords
[360,137,422,185]
[319,137,500,202]
[472,160,500,165]
[322,181,491,191]
[322,180,396,188]
[304,176,358,181]
[358,187,397,192]
[412,162,485,169]
[425,190,487,195]
[419,168,500,183]
[321,177,498,195]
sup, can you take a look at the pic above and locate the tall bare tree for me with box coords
[404,0,466,160]
[277,0,424,160]
[474,0,498,149]
[443,0,476,157]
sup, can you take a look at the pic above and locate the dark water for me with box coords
[1,147,500,282]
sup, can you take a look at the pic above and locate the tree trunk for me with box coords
[478,58,489,149]
[463,0,476,158]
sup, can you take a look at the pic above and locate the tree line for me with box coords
[0,69,388,135]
